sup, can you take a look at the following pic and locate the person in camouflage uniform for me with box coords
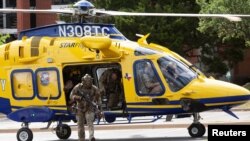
[141,62,162,94]
[99,68,123,109]
[70,74,101,141]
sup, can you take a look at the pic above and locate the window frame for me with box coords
[11,69,36,100]
[35,68,61,100]
[133,59,165,96]
[157,56,197,92]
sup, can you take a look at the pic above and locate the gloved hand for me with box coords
[73,95,82,101]
[118,101,123,107]
[96,111,103,119]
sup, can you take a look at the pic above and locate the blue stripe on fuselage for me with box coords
[127,95,250,105]
[0,97,11,115]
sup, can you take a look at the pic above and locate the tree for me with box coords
[92,0,250,77]
[92,0,202,56]
[0,34,9,45]
[197,0,250,76]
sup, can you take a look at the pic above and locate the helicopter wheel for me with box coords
[55,124,71,140]
[104,114,116,123]
[17,127,33,141]
[188,123,206,138]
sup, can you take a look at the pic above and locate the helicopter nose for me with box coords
[205,79,250,106]
[232,83,250,103]
[188,79,250,109]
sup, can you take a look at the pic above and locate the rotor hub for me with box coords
[73,0,95,11]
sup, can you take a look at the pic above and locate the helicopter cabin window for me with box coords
[134,60,164,96]
[157,56,197,92]
[36,69,60,99]
[12,70,34,99]
[134,47,156,56]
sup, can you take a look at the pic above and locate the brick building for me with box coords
[0,0,77,35]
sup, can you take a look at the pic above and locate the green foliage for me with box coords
[243,83,250,90]
[196,0,250,76]
[91,0,250,76]
[93,0,201,56]
[0,34,10,45]
[197,0,250,44]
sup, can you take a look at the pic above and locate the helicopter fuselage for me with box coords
[0,23,250,126]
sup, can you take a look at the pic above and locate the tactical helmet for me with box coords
[81,74,93,88]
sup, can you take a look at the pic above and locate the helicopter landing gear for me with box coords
[17,123,33,141]
[188,113,206,138]
[55,124,71,140]
[104,114,116,123]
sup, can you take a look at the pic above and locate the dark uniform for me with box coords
[99,69,123,109]
[70,74,101,141]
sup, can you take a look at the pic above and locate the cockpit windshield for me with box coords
[157,56,197,92]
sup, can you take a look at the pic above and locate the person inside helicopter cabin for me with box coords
[64,79,74,103]
[141,62,163,94]
[70,74,102,141]
[158,58,194,92]
[99,68,124,110]
[63,68,82,106]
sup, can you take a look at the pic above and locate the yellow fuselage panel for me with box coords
[0,36,250,112]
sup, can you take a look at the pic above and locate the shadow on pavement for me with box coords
[50,136,207,141]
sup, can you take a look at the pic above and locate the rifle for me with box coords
[72,90,102,118]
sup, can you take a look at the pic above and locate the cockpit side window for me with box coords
[157,56,197,92]
[134,60,165,96]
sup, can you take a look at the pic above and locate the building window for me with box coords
[134,60,164,96]
[36,69,61,99]
[6,0,16,7]
[0,14,3,28]
[11,70,34,99]
[30,0,36,7]
[6,13,17,28]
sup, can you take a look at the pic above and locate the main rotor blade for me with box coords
[95,10,249,21]
[0,8,74,14]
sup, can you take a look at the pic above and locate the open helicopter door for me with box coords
[62,63,125,109]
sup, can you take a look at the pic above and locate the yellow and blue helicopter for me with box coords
[1,0,250,141]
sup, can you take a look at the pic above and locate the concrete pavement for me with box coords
[0,110,250,141]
